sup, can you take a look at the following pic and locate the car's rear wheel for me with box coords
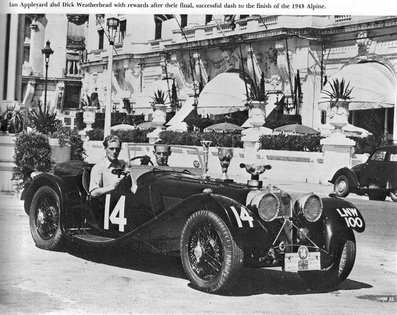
[389,190,397,202]
[368,190,387,201]
[333,175,350,197]
[180,210,243,293]
[299,233,356,290]
[29,186,64,251]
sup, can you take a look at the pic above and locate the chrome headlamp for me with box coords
[247,190,292,222]
[294,193,323,222]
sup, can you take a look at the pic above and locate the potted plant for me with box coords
[322,78,354,130]
[322,78,353,106]
[151,89,167,107]
[28,100,71,163]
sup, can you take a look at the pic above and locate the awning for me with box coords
[197,72,248,116]
[166,97,195,126]
[319,62,395,110]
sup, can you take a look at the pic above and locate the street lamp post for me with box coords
[41,40,54,109]
[104,16,119,138]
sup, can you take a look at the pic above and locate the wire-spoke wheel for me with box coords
[180,210,243,293]
[29,186,64,251]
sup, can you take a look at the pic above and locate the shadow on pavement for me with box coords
[66,244,372,296]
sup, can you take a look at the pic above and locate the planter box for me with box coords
[49,138,71,164]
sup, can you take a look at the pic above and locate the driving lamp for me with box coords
[295,193,323,222]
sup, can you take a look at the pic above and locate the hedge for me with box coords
[85,128,386,154]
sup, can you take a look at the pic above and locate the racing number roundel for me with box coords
[298,246,309,260]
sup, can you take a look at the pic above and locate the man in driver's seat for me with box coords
[153,143,172,166]
[89,135,130,198]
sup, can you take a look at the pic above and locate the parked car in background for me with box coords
[330,145,397,201]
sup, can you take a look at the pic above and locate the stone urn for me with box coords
[147,104,167,143]
[217,147,233,181]
[329,100,350,132]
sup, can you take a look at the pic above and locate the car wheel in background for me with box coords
[368,191,387,201]
[299,232,356,290]
[333,175,350,197]
[29,186,64,251]
[180,210,244,293]
[389,190,397,202]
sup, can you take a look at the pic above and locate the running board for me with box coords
[67,229,116,243]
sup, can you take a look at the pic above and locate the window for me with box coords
[370,150,387,162]
[321,110,327,124]
[98,29,104,50]
[118,19,126,43]
[65,53,80,76]
[205,15,212,25]
[181,15,188,28]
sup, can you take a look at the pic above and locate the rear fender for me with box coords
[330,168,358,188]
[23,173,67,216]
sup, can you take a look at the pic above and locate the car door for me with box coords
[385,147,397,190]
[358,148,388,188]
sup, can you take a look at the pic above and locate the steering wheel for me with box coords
[130,155,153,166]
[111,168,129,178]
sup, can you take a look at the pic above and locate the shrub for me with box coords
[259,134,323,152]
[12,132,52,190]
[350,134,385,154]
[86,128,104,141]
[159,131,243,148]
[86,128,150,143]
[51,126,85,160]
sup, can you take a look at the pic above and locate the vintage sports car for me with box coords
[330,145,397,201]
[22,143,365,293]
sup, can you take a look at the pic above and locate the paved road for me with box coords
[0,191,396,314]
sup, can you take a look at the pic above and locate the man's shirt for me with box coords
[89,158,127,194]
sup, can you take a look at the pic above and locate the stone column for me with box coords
[0,15,7,100]
[6,15,19,101]
[320,132,355,185]
[29,17,45,76]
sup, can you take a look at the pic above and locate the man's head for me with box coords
[103,135,122,162]
[153,144,171,166]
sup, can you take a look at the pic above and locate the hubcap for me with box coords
[188,223,223,281]
[35,195,59,240]
[336,181,346,193]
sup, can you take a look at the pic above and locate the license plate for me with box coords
[284,248,321,272]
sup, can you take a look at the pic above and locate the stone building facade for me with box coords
[1,14,396,142]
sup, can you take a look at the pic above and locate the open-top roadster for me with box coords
[22,143,365,293]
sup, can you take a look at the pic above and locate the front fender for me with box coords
[329,167,359,188]
[23,173,67,216]
[322,197,365,233]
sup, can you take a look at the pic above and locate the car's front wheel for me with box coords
[29,186,64,251]
[180,210,244,293]
[299,233,356,290]
[389,190,397,202]
[333,175,350,197]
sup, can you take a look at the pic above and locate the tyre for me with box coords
[333,175,350,197]
[389,190,397,202]
[180,210,244,293]
[368,190,387,201]
[29,186,64,251]
[299,233,356,290]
